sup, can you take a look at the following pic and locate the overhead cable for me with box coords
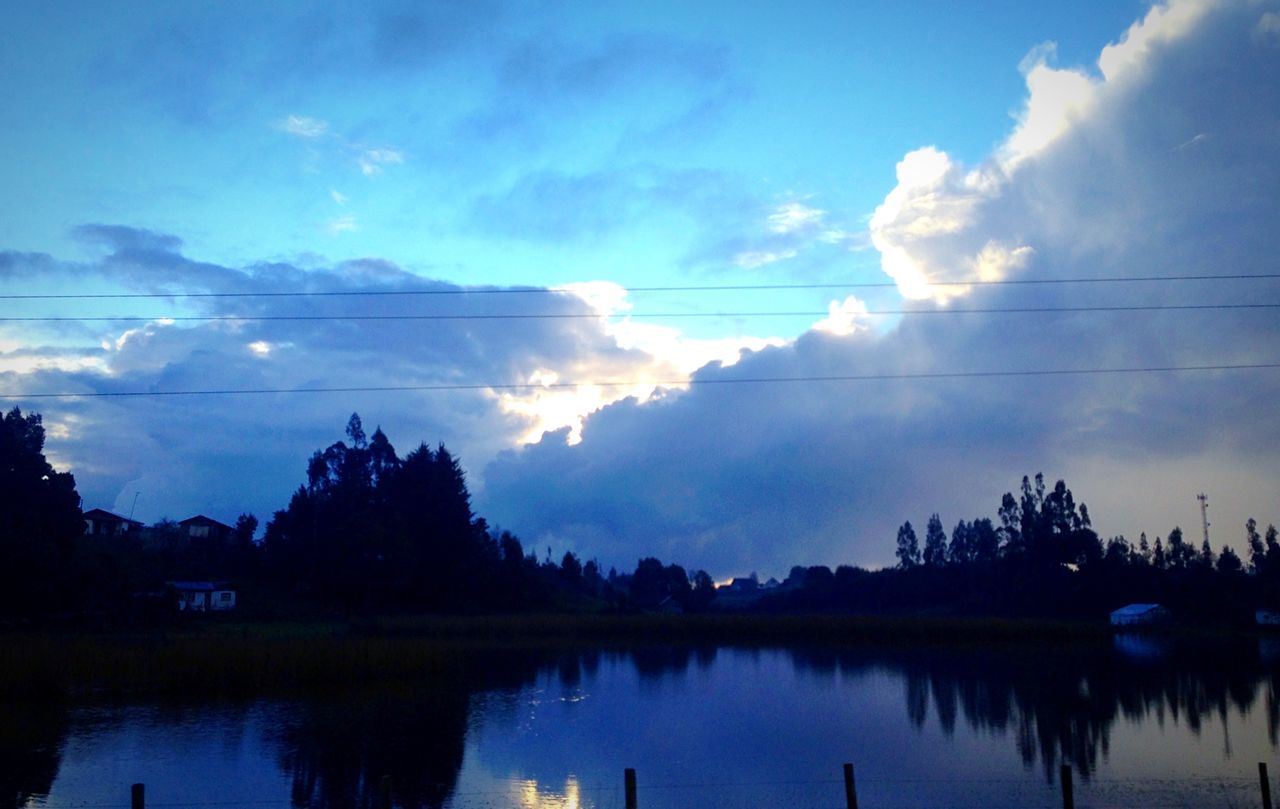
[4,302,1279,323]
[2,272,1279,301]
[6,362,1278,400]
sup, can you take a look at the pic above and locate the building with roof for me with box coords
[167,581,237,612]
[179,515,234,543]
[83,508,144,537]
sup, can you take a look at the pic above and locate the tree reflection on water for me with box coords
[789,637,1277,780]
[1,700,68,808]
[12,637,1280,809]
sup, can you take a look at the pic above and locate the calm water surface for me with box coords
[9,637,1280,808]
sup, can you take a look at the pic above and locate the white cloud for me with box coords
[733,248,799,269]
[868,147,1003,301]
[330,189,348,206]
[483,0,1280,577]
[491,281,787,444]
[327,214,358,233]
[358,148,404,176]
[970,241,1033,283]
[1256,11,1280,43]
[767,201,825,234]
[1001,44,1097,169]
[813,296,871,337]
[276,114,330,138]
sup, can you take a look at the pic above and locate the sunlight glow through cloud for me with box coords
[492,281,787,444]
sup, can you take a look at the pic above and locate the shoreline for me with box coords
[1,613,1266,701]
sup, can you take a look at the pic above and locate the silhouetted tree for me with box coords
[923,514,947,567]
[261,414,549,611]
[0,408,82,617]
[628,557,690,608]
[1217,545,1243,574]
[896,521,920,569]
[560,551,583,586]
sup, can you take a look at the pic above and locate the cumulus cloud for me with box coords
[482,0,1280,577]
[1,235,729,527]
[0,216,802,531]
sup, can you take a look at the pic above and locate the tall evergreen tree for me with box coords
[0,408,83,617]
[923,514,947,567]
[896,521,920,569]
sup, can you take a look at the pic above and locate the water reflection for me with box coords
[790,640,1276,779]
[0,701,67,807]
[19,637,1280,809]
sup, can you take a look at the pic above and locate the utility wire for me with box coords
[6,362,1278,400]
[4,303,1278,323]
[3,273,1279,300]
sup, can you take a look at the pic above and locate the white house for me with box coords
[1110,603,1169,627]
[168,581,237,612]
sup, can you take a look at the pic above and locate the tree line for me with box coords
[757,473,1277,621]
[0,408,717,621]
[1,406,1276,622]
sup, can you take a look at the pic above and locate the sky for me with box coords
[2,0,1279,578]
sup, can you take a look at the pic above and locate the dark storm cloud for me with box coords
[479,1,1280,576]
[2,233,667,528]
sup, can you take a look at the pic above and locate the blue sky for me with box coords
[2,1,1140,289]
[2,0,1278,577]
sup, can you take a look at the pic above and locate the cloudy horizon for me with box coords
[3,0,1278,579]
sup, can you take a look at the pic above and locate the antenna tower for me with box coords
[1197,493,1210,546]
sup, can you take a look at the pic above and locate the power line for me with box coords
[2,273,1278,301]
[4,302,1278,323]
[6,362,1277,400]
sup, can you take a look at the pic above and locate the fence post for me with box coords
[843,763,858,809]
[1060,764,1074,809]
[624,767,637,809]
[1261,762,1273,809]
[131,783,145,809]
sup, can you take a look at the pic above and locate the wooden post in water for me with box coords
[624,767,637,809]
[1261,762,1273,809]
[131,783,145,809]
[378,775,392,809]
[842,763,858,809]
[1060,765,1074,809]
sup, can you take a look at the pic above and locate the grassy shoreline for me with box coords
[0,613,1258,700]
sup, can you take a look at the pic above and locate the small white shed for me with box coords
[1110,603,1169,627]
[168,581,237,612]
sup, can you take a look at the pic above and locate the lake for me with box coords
[9,635,1280,808]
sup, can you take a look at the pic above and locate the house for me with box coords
[83,508,144,537]
[167,581,237,612]
[179,515,234,543]
[1110,603,1169,627]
